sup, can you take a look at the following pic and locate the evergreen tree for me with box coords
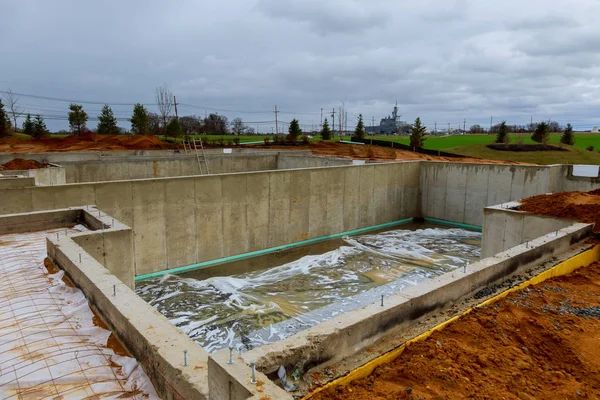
[0,100,10,138]
[22,113,34,136]
[129,103,150,135]
[321,118,332,140]
[96,104,118,134]
[68,103,88,135]
[409,117,427,149]
[532,121,549,143]
[495,121,509,144]
[287,118,302,143]
[166,118,183,138]
[560,123,575,146]
[353,114,366,141]
[32,115,48,138]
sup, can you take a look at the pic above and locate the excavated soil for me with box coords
[519,189,600,231]
[0,158,49,170]
[0,133,174,153]
[311,261,600,400]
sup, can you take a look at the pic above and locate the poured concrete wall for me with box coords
[481,202,578,258]
[420,162,553,226]
[1,166,66,185]
[277,153,353,169]
[0,162,421,275]
[62,154,278,183]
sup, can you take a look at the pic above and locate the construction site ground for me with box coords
[0,134,523,164]
[311,259,600,400]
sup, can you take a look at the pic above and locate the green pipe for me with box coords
[135,218,414,281]
[424,217,482,232]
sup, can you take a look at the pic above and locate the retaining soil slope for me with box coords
[312,261,600,400]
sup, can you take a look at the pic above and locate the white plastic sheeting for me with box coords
[0,226,159,399]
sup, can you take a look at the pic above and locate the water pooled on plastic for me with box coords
[136,227,480,353]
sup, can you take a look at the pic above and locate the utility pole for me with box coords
[371,117,375,146]
[448,122,450,132]
[345,111,348,136]
[173,95,179,120]
[320,108,323,128]
[435,122,437,134]
[274,105,279,135]
[490,116,493,133]
[463,118,466,133]
[331,108,336,139]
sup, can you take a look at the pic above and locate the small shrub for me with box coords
[217,138,225,146]
[587,145,595,152]
[301,135,310,145]
[263,136,270,145]
[233,137,240,146]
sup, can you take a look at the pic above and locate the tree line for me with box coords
[493,120,575,146]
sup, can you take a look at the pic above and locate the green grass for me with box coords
[450,144,600,165]
[372,133,599,151]
[9,132,33,140]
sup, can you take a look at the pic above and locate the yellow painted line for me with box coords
[304,244,600,399]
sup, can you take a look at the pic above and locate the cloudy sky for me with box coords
[2,0,600,132]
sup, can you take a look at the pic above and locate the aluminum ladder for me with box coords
[191,138,210,175]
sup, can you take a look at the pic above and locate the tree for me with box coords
[203,113,229,135]
[469,124,485,134]
[3,89,23,131]
[287,118,302,142]
[179,115,203,135]
[231,118,248,135]
[166,117,182,138]
[32,115,48,138]
[409,117,427,149]
[0,100,11,137]
[560,123,575,146]
[68,103,88,135]
[22,113,34,136]
[532,121,549,143]
[148,112,161,134]
[321,118,332,140]
[96,104,118,134]
[353,114,366,140]
[548,120,562,133]
[155,83,173,132]
[130,103,150,135]
[495,121,509,144]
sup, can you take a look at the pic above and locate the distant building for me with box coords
[366,102,410,135]
[592,126,599,133]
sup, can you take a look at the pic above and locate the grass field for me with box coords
[370,133,600,151]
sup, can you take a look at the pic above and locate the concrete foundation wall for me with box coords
[420,162,553,226]
[62,154,279,183]
[481,202,578,258]
[0,176,35,189]
[1,167,66,185]
[0,162,422,275]
[277,154,353,169]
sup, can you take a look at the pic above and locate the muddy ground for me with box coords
[311,260,600,400]
[0,158,49,170]
[520,189,600,231]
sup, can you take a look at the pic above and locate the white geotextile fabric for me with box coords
[0,226,160,399]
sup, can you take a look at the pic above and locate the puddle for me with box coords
[136,224,481,352]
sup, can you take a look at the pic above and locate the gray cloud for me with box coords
[1,0,600,131]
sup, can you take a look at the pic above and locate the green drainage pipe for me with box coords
[424,217,482,232]
[135,218,414,281]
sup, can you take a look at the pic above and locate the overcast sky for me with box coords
[2,0,600,132]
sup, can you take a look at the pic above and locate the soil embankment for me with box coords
[519,189,600,231]
[0,133,174,153]
[0,158,49,170]
[311,260,600,400]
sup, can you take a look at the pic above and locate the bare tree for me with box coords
[3,89,23,131]
[155,83,173,131]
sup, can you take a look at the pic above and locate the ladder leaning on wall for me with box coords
[183,138,210,175]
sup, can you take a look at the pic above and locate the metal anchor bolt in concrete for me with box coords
[250,361,257,384]
[183,350,188,366]
[56,233,59,241]
[228,347,234,364]
[79,253,82,263]
[381,295,384,306]
[112,284,116,297]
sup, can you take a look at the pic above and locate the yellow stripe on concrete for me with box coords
[304,244,600,399]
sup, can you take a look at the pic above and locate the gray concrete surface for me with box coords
[244,222,594,377]
[277,153,353,169]
[481,202,578,258]
[0,176,35,189]
[1,166,66,185]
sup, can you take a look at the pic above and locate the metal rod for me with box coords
[112,284,116,297]
[228,347,234,364]
[380,295,384,307]
[56,232,59,241]
[183,350,188,366]
[79,253,82,263]
[250,361,257,384]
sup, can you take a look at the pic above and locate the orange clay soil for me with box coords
[0,157,49,170]
[311,261,600,400]
[519,189,600,231]
[0,133,175,153]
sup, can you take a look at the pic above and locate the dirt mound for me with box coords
[312,261,600,400]
[0,134,174,153]
[519,189,600,231]
[0,158,48,170]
